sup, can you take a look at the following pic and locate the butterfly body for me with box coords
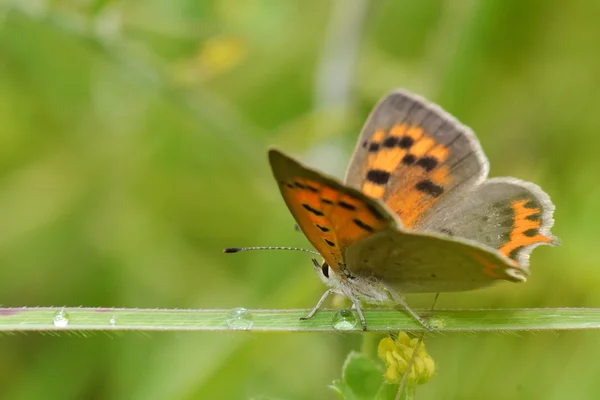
[266,89,557,329]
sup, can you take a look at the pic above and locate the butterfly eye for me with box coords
[321,262,330,278]
[311,257,330,279]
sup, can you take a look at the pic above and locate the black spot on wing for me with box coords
[361,140,368,149]
[324,239,336,247]
[302,204,324,216]
[382,136,399,148]
[525,213,541,222]
[402,154,416,165]
[416,156,438,172]
[366,169,391,185]
[398,136,414,149]
[368,142,380,152]
[523,228,538,237]
[322,199,334,205]
[316,224,330,232]
[352,218,374,233]
[415,180,443,197]
[338,201,356,211]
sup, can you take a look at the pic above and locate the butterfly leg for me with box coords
[347,294,368,331]
[389,291,432,330]
[300,289,333,321]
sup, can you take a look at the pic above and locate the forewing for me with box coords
[268,149,399,273]
[417,177,558,266]
[345,89,489,229]
[345,229,526,294]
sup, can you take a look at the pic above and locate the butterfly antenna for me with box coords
[224,246,320,256]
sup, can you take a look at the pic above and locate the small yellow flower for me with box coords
[377,332,435,385]
[198,36,246,75]
[174,36,247,84]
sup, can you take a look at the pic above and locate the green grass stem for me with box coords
[1,307,599,332]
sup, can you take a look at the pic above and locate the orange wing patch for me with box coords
[467,250,525,282]
[360,124,452,228]
[279,177,390,274]
[499,199,553,260]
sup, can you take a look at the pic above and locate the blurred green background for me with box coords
[0,0,599,399]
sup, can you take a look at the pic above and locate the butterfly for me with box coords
[230,89,558,330]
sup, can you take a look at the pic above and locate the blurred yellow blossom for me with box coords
[377,332,435,385]
[198,35,246,74]
[175,35,247,84]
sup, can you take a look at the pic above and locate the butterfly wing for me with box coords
[417,177,558,266]
[345,228,526,294]
[342,90,556,292]
[345,89,489,229]
[268,149,399,274]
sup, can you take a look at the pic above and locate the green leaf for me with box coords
[330,351,385,400]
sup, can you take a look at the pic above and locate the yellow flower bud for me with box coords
[377,332,435,385]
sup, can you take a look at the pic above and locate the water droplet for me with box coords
[53,309,70,328]
[226,307,254,330]
[332,310,359,330]
[109,316,117,327]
